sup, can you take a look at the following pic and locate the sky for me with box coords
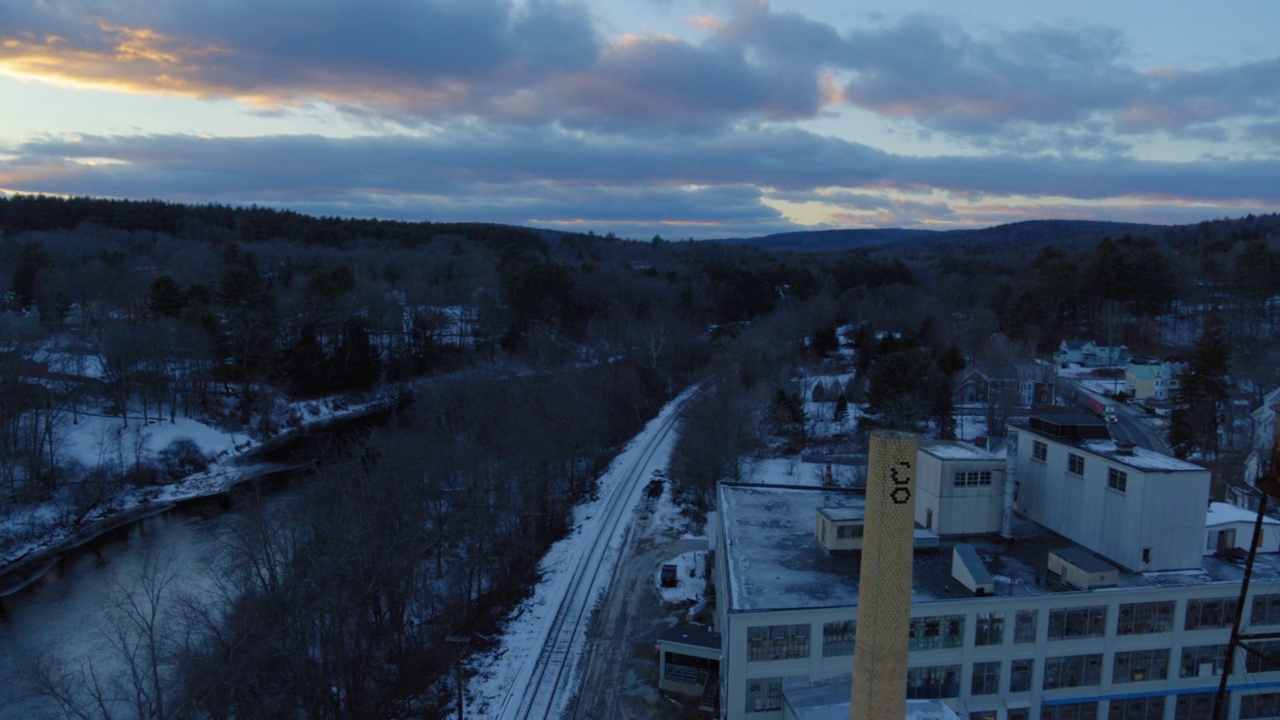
[2,0,1279,240]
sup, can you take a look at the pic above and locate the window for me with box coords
[969,713,996,720]
[1040,702,1098,720]
[974,611,1005,646]
[971,661,1001,695]
[1186,597,1239,630]
[908,615,965,651]
[822,620,856,657]
[1252,593,1280,626]
[1112,649,1168,683]
[663,652,711,684]
[746,677,783,713]
[747,624,810,661]
[1009,710,1029,720]
[1117,601,1174,635]
[1243,640,1280,673]
[906,664,960,699]
[836,523,863,539]
[1107,696,1164,720]
[954,470,994,487]
[1047,606,1107,640]
[1174,692,1217,720]
[1241,692,1280,719]
[1010,659,1034,692]
[1014,610,1038,643]
[1107,467,1128,493]
[1179,644,1227,678]
[1043,654,1103,689]
[1033,440,1048,462]
[1067,453,1085,475]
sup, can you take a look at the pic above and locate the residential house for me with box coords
[1053,339,1128,368]
[1244,388,1280,484]
[1125,361,1178,401]
[954,363,1056,409]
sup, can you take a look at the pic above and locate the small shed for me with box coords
[1048,547,1119,590]
[1205,502,1280,555]
[657,625,721,700]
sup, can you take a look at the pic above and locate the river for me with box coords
[0,408,391,719]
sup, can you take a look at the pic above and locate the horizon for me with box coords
[3,0,1279,239]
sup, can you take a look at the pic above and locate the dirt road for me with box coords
[567,494,711,720]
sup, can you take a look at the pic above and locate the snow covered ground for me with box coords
[463,389,692,719]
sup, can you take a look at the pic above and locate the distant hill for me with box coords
[720,220,1171,253]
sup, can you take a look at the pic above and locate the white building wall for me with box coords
[916,451,1004,535]
[915,451,943,533]
[719,583,1280,720]
[1012,429,1208,572]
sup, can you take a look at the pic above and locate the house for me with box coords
[705,416,1280,720]
[1125,361,1182,402]
[1053,340,1127,368]
[1244,388,1280,484]
[954,364,1056,409]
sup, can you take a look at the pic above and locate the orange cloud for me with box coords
[0,23,228,97]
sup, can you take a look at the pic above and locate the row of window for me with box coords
[954,470,994,487]
[1030,440,1128,495]
[1032,692,1278,720]
[752,679,1273,717]
[760,596,1278,663]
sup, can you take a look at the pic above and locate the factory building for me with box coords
[702,412,1280,719]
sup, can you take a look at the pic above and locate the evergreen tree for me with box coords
[1169,314,1230,459]
[146,275,186,318]
[333,316,382,390]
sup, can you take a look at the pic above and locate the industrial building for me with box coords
[690,410,1280,719]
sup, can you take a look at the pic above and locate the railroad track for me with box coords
[490,394,687,720]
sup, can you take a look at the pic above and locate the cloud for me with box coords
[3,2,1277,143]
[4,127,1278,237]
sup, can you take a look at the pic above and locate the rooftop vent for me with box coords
[1048,548,1118,590]
[951,544,994,595]
[1114,440,1136,456]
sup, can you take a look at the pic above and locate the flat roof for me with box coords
[718,483,1280,614]
[657,624,722,651]
[920,441,1000,462]
[817,506,863,522]
[1013,417,1206,473]
[1051,547,1119,574]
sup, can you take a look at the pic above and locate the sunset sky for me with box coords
[3,0,1279,239]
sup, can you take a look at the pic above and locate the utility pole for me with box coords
[1214,421,1280,720]
[446,635,471,720]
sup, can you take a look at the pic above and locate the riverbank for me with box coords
[0,387,406,598]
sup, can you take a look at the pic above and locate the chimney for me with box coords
[1115,440,1136,456]
[1001,431,1018,540]
[850,431,918,720]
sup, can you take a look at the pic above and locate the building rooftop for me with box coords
[718,483,1280,614]
[657,624,721,651]
[1013,414,1206,473]
[1077,440,1205,472]
[1207,501,1280,528]
[919,440,1001,462]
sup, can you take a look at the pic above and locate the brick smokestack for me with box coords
[850,431,918,720]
